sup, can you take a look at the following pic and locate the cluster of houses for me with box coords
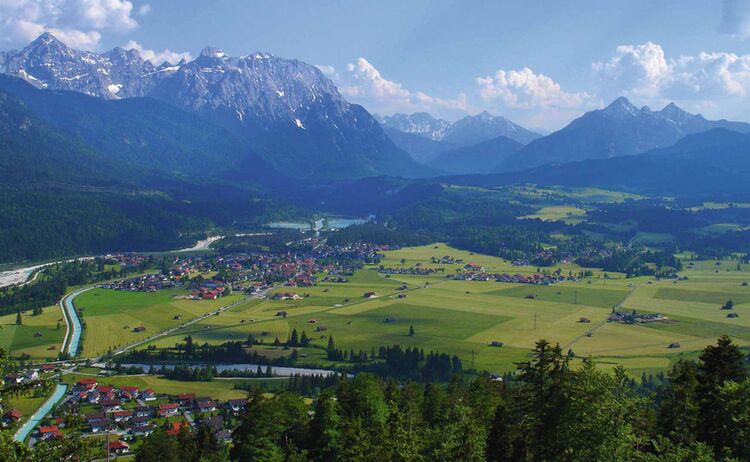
[190,280,228,300]
[101,273,179,292]
[379,266,444,276]
[607,311,669,324]
[34,378,249,454]
[3,363,56,391]
[430,256,464,265]
[102,253,148,268]
[450,270,575,285]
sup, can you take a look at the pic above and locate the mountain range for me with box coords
[496,97,750,172]
[378,111,541,170]
[441,128,750,196]
[0,33,423,179]
[4,33,750,193]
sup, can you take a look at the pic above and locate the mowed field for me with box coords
[61,373,274,400]
[0,306,66,361]
[98,244,750,375]
[74,288,246,357]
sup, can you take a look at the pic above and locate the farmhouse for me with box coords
[384,316,397,323]
[490,341,504,347]
[3,408,21,425]
[226,399,248,413]
[112,410,133,423]
[109,440,130,455]
[100,398,122,412]
[364,291,377,298]
[38,425,62,440]
[273,292,301,301]
[579,317,591,323]
[668,342,681,349]
[133,326,146,333]
[159,403,179,417]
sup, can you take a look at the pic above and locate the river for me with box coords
[13,384,68,442]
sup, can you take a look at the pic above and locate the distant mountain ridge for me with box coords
[497,97,750,172]
[380,111,541,147]
[429,135,523,175]
[442,128,750,196]
[0,33,425,179]
[378,112,452,141]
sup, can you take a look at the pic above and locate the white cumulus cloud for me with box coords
[122,40,191,65]
[592,42,669,100]
[0,0,140,50]
[475,67,593,129]
[592,41,750,108]
[324,58,468,118]
[476,67,591,110]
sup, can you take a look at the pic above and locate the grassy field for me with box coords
[80,244,750,376]
[520,205,588,224]
[0,306,65,361]
[61,373,275,400]
[74,288,246,357]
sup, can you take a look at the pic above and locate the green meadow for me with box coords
[0,306,66,361]
[61,373,269,400]
[74,288,245,357]
[79,244,750,376]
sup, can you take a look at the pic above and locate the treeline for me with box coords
[325,339,462,383]
[577,249,682,277]
[0,258,152,316]
[124,338,299,367]
[124,336,463,383]
[126,335,750,462]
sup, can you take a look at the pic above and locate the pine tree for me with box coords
[696,335,748,456]
[300,330,309,347]
[290,328,299,347]
[327,336,336,360]
[15,308,22,325]
[408,325,415,336]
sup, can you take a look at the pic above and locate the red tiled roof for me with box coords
[109,440,129,450]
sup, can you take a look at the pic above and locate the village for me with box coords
[4,367,248,458]
[378,259,577,285]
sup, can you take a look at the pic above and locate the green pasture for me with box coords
[82,245,750,375]
[0,306,65,361]
[74,288,245,357]
[61,373,261,400]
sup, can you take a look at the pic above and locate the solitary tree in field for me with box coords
[409,325,415,336]
[15,309,21,325]
[290,328,299,347]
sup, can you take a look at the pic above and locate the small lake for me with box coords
[266,216,370,231]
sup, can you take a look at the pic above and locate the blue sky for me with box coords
[3,0,750,129]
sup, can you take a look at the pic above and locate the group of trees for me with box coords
[3,336,749,461]
[123,335,750,462]
[243,338,725,461]
[576,248,682,278]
